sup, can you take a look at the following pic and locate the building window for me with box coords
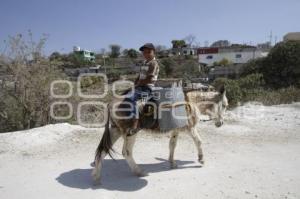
[206,55,213,59]
[236,54,242,58]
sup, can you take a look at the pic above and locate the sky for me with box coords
[0,0,299,55]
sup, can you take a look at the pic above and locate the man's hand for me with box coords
[136,76,153,86]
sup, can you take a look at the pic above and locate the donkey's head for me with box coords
[214,85,228,127]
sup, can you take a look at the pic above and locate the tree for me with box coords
[0,33,63,132]
[212,58,231,67]
[184,34,196,46]
[179,60,200,77]
[155,45,168,58]
[241,57,264,77]
[260,41,300,88]
[49,51,62,61]
[122,49,128,57]
[160,58,178,77]
[211,40,230,47]
[241,41,300,88]
[218,58,230,66]
[126,48,138,59]
[109,44,121,58]
[64,52,92,68]
[155,45,167,52]
[171,40,186,49]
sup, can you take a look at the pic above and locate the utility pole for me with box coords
[269,30,273,46]
[102,55,108,74]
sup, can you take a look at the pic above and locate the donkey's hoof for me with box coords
[135,170,149,177]
[170,162,178,169]
[138,172,149,177]
[91,170,101,182]
[92,173,101,186]
[92,180,102,186]
[198,154,204,165]
[90,161,95,167]
[198,159,205,165]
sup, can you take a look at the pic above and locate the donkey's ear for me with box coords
[219,85,225,95]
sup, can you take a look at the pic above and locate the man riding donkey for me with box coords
[125,43,159,136]
[91,43,228,184]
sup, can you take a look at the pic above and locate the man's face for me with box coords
[142,48,155,60]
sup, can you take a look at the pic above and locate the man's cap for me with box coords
[139,43,155,51]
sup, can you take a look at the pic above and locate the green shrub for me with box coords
[262,41,300,88]
[178,60,201,77]
[212,73,300,106]
[241,58,264,77]
[0,95,26,132]
[218,58,231,66]
[213,77,242,106]
[242,87,300,105]
[80,76,94,88]
[238,73,265,89]
[242,41,300,88]
[159,58,178,77]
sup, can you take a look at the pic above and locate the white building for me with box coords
[170,45,197,56]
[198,46,268,66]
[284,32,300,41]
[181,46,197,56]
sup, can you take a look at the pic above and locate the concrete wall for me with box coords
[198,50,267,66]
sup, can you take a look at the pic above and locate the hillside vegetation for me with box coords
[1,34,300,132]
[214,41,300,106]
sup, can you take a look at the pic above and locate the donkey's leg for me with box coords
[122,133,148,177]
[189,127,204,165]
[168,130,179,169]
[92,127,121,184]
[92,152,106,185]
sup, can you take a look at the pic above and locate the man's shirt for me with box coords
[138,57,159,87]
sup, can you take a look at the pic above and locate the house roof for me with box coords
[197,45,259,54]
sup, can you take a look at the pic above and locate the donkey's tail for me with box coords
[95,108,114,160]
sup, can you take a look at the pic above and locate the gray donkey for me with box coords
[92,86,228,184]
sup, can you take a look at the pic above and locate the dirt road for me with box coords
[0,103,299,199]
